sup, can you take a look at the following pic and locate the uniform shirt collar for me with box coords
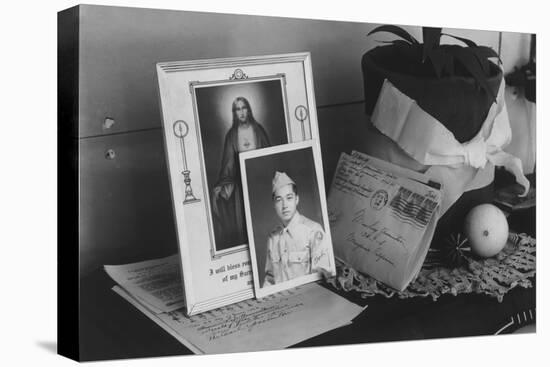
[282,211,301,237]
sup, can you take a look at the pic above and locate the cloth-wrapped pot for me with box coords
[360,45,526,248]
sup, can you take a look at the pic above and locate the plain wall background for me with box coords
[244,146,324,286]
[75,5,530,139]
[72,4,535,278]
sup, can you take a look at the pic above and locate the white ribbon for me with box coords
[371,78,530,203]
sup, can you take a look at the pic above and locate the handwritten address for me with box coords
[327,152,441,290]
[155,283,363,353]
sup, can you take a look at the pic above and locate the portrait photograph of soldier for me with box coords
[194,79,289,254]
[240,142,336,297]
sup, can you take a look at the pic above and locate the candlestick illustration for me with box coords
[173,120,200,204]
[295,105,309,140]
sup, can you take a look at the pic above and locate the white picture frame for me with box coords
[240,141,336,298]
[156,53,320,314]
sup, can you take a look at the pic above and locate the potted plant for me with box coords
[363,26,502,141]
[360,26,505,249]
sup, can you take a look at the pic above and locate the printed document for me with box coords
[105,255,185,313]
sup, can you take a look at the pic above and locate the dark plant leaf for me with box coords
[427,48,447,78]
[472,49,490,75]
[442,32,478,47]
[422,27,442,62]
[376,40,416,55]
[368,25,419,45]
[474,45,502,64]
[446,46,497,102]
[471,46,501,77]
[443,52,455,76]
[377,39,414,47]
[389,40,416,60]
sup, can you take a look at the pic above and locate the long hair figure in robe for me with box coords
[212,97,271,251]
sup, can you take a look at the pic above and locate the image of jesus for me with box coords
[212,97,271,250]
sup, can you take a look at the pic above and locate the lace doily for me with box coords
[327,233,536,302]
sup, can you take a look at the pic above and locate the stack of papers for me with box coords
[105,256,365,354]
[105,255,185,313]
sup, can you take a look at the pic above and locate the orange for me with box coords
[464,204,509,258]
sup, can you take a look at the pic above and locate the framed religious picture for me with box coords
[157,53,321,314]
[240,141,336,298]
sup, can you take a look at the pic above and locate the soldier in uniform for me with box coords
[263,171,331,286]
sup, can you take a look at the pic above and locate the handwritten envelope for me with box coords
[327,152,442,291]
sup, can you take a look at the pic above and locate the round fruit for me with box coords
[464,204,509,258]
